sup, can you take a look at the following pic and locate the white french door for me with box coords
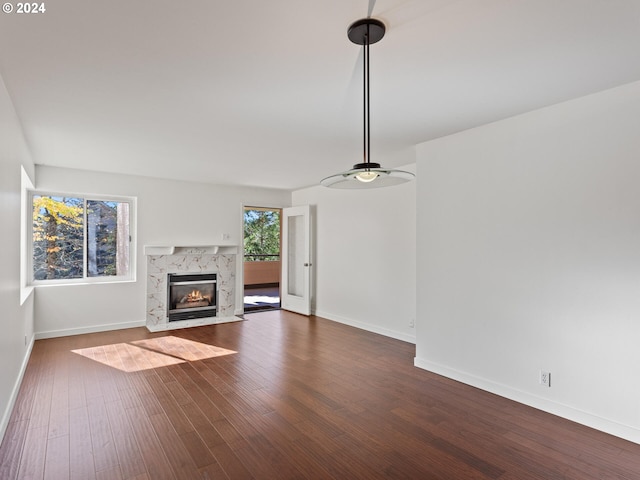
[281,205,311,315]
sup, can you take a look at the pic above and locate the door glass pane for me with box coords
[287,215,304,297]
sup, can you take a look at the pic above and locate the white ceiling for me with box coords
[2,0,640,190]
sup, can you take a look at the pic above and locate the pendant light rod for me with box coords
[365,26,370,166]
[320,18,415,189]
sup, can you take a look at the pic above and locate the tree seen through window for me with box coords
[244,209,280,261]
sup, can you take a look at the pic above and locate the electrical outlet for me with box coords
[409,318,415,328]
[540,370,551,387]
[222,233,230,241]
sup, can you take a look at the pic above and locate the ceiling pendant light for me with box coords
[321,18,415,189]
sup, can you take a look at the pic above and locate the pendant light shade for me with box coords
[320,163,415,189]
[321,18,415,189]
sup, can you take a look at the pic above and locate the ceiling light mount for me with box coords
[321,18,415,189]
[347,18,386,45]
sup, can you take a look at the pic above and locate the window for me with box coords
[31,193,134,284]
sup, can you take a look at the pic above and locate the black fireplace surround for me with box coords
[167,272,217,322]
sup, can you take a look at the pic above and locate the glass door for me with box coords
[281,205,311,316]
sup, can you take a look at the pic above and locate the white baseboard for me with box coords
[313,309,416,344]
[35,320,146,340]
[0,334,35,443]
[414,356,640,445]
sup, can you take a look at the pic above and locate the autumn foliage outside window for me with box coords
[32,194,131,282]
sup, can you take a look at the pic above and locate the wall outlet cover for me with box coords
[540,370,551,387]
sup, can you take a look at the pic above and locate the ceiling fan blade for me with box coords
[342,48,363,114]
[342,2,377,117]
[377,0,453,30]
[367,0,377,17]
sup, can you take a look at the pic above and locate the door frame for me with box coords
[241,204,283,313]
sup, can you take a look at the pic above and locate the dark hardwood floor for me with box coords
[1,310,639,479]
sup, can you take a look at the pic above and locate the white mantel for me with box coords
[144,245,238,256]
[145,244,241,331]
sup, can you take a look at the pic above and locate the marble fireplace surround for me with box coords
[145,245,241,331]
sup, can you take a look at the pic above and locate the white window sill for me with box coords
[20,285,35,305]
[31,278,136,288]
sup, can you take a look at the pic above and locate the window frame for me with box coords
[29,190,136,286]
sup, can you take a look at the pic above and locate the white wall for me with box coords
[34,166,290,337]
[292,163,416,343]
[415,80,640,443]
[0,75,35,440]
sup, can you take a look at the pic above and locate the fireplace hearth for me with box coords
[167,272,217,322]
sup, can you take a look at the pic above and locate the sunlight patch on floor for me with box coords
[71,336,237,372]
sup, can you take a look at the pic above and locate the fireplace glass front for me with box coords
[167,272,217,321]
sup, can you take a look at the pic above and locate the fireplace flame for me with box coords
[177,288,212,307]
[187,289,204,302]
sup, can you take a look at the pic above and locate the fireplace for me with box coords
[167,272,217,322]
